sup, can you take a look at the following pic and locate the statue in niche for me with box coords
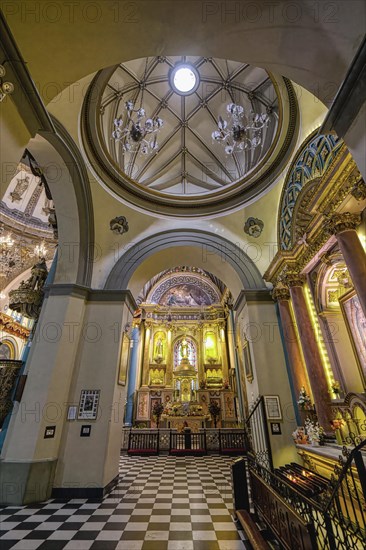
[180,339,189,359]
[155,337,164,359]
[154,334,165,363]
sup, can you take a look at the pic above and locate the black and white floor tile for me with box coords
[0,455,251,549]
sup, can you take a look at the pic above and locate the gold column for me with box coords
[284,272,333,430]
[198,326,205,386]
[166,327,173,387]
[141,321,151,387]
[219,321,229,381]
[325,212,366,317]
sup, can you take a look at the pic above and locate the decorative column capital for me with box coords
[282,271,306,288]
[272,284,290,302]
[350,174,366,201]
[325,212,362,235]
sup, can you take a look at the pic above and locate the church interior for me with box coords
[0,2,365,548]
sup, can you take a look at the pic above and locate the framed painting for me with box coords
[270,422,282,435]
[118,332,131,386]
[78,390,100,420]
[264,395,282,421]
[339,289,366,388]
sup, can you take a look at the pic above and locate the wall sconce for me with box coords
[0,64,14,102]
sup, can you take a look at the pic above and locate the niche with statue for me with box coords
[153,330,166,363]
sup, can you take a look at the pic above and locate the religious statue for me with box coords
[28,257,48,291]
[180,338,189,359]
[9,257,49,319]
[155,337,163,357]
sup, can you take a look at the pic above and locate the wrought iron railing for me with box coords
[169,430,207,454]
[244,395,273,470]
[330,392,366,446]
[123,428,246,456]
[128,430,159,454]
[246,439,366,549]
[218,429,246,454]
[322,439,366,548]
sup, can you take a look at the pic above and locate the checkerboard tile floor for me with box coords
[0,454,250,549]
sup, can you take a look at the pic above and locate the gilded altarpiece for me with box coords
[134,269,238,427]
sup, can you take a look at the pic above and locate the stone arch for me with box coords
[26,116,94,286]
[104,229,266,293]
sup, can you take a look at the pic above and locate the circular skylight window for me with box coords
[170,64,199,95]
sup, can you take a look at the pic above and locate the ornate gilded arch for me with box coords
[278,130,343,251]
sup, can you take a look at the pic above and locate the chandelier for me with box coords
[212,103,270,155]
[0,64,14,103]
[0,225,48,281]
[0,241,27,279]
[112,59,164,155]
[34,241,47,258]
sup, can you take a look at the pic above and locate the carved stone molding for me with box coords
[324,212,362,235]
[0,360,22,427]
[350,176,366,201]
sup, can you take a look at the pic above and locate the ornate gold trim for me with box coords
[0,313,30,340]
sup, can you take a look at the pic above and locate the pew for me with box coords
[236,510,271,550]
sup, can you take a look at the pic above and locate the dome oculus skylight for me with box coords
[170,64,199,95]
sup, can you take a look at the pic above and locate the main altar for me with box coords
[131,267,239,429]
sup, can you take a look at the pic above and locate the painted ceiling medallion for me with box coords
[110,216,129,235]
[244,217,264,238]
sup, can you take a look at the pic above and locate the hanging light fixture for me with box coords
[212,62,271,155]
[0,225,14,248]
[112,59,164,155]
[0,64,14,103]
[0,225,28,279]
[34,241,47,258]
